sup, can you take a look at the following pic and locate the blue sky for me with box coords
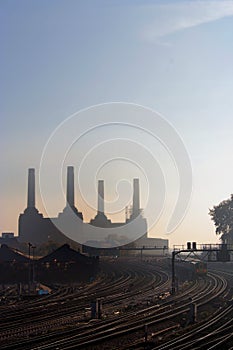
[1,0,233,246]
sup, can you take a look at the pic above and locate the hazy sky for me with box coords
[1,0,233,246]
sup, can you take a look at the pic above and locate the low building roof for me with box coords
[0,244,30,263]
[39,244,90,263]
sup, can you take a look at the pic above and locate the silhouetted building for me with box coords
[37,244,99,282]
[2,232,14,239]
[18,167,168,251]
[0,244,29,283]
[0,244,98,284]
[0,244,29,263]
[0,232,19,249]
[18,168,83,249]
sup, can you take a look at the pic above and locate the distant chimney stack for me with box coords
[27,168,35,208]
[132,178,140,217]
[98,180,105,214]
[67,166,75,207]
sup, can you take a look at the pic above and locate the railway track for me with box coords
[0,259,169,349]
[151,300,233,349]
[32,272,227,350]
[1,259,230,350]
[4,271,227,349]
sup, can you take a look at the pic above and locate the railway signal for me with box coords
[187,242,197,250]
[171,243,233,294]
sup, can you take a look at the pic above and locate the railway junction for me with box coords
[0,247,232,350]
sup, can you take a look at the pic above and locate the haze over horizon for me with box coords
[1,0,233,246]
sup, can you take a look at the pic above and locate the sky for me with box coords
[1,0,233,247]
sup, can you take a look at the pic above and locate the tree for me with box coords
[209,194,233,243]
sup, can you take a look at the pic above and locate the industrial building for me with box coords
[18,167,168,253]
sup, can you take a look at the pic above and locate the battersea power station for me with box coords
[18,167,168,252]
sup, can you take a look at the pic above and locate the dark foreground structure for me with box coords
[0,244,98,284]
[0,244,30,283]
[37,244,99,283]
